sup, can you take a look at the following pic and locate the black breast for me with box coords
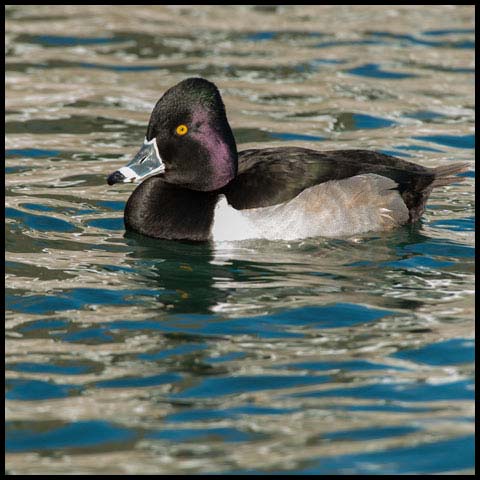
[125,177,218,241]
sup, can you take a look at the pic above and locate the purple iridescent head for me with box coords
[139,77,238,191]
[106,78,238,190]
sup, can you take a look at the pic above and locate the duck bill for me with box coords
[107,137,165,185]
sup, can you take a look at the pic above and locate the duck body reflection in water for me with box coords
[124,223,432,319]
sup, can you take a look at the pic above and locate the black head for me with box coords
[145,77,238,191]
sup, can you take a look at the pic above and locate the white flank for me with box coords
[211,174,409,242]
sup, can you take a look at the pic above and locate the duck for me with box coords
[107,77,468,242]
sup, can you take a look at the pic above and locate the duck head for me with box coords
[107,77,238,191]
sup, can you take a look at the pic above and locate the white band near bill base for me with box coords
[118,166,137,182]
[145,136,161,160]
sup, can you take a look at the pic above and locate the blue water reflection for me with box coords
[5,4,474,476]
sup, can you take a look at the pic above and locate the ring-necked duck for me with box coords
[107,77,468,241]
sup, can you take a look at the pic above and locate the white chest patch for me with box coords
[211,195,260,241]
[210,174,409,241]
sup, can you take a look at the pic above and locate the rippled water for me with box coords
[5,5,475,475]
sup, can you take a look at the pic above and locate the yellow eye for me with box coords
[176,124,188,136]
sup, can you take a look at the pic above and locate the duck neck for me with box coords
[125,177,219,241]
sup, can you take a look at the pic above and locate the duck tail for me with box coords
[404,162,470,223]
[431,163,470,188]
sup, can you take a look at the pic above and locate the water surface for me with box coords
[5,5,475,475]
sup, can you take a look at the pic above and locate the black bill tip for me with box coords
[107,170,126,186]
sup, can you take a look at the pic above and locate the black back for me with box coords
[223,147,436,214]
